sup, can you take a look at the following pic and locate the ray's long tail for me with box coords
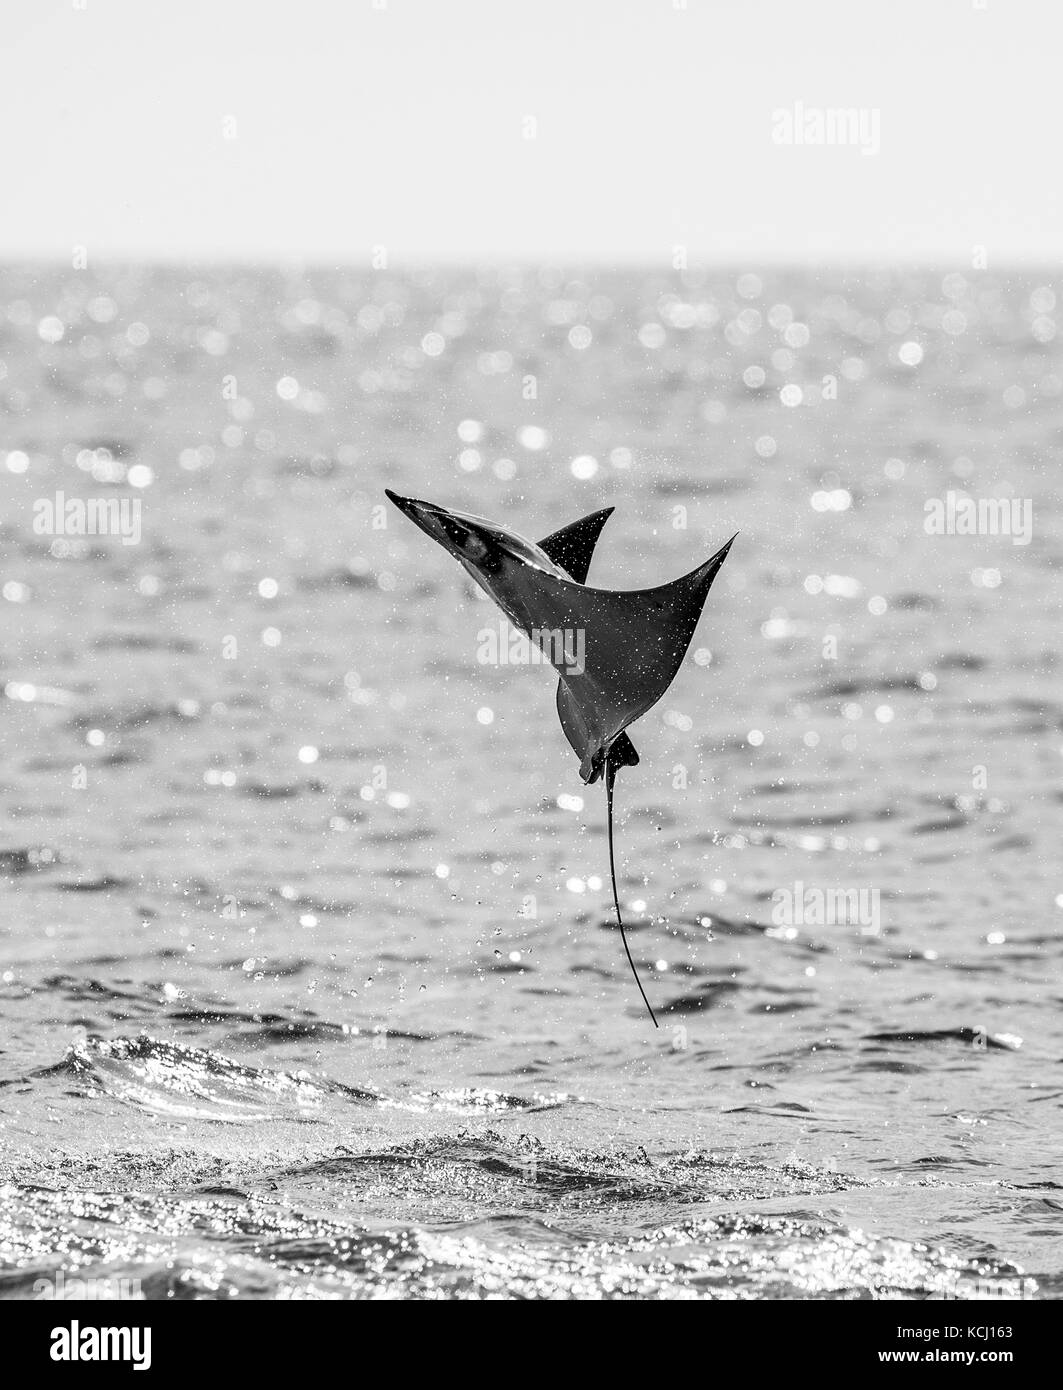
[604,752,659,1028]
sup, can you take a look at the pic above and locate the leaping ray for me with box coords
[385,488,736,1027]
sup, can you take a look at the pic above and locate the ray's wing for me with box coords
[556,681,639,781]
[538,508,626,774]
[512,539,735,781]
[537,508,615,583]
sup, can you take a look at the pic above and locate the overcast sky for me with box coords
[2,0,1059,263]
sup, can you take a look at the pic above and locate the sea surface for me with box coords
[0,263,1060,1299]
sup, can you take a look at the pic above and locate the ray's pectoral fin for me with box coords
[555,679,592,777]
[537,508,615,583]
[551,535,737,782]
[556,680,639,784]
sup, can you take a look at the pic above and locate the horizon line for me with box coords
[0,251,1058,271]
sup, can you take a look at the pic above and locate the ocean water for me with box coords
[0,263,1060,1300]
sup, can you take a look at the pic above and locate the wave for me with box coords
[22,1036,567,1123]
[0,1134,1036,1300]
